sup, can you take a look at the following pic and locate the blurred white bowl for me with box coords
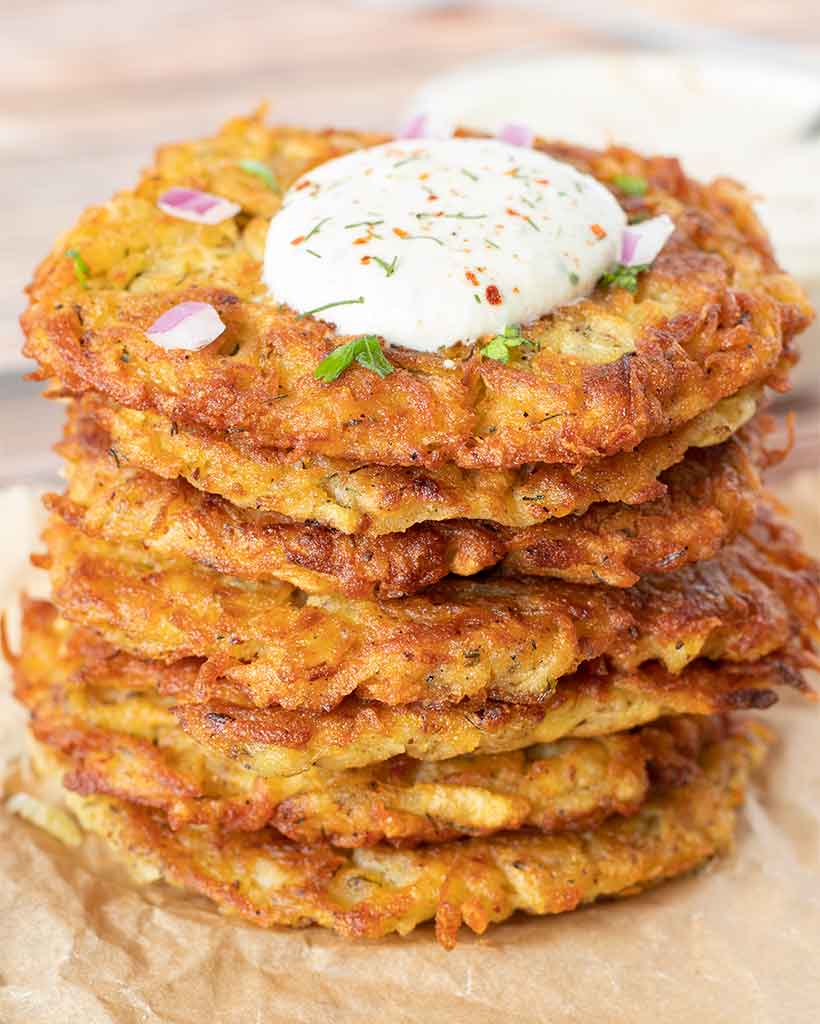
[409,52,820,288]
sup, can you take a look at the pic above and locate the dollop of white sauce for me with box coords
[263,138,626,352]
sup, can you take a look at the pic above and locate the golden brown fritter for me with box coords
[22,111,812,468]
[39,506,820,711]
[75,386,761,534]
[12,601,808,775]
[15,600,727,844]
[50,404,767,596]
[53,721,771,947]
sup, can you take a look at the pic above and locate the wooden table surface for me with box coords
[2,0,818,483]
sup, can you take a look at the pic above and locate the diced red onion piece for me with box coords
[497,122,534,148]
[158,187,241,225]
[397,113,453,141]
[619,214,675,266]
[146,301,226,351]
[398,113,429,140]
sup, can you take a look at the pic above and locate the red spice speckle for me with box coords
[535,178,550,186]
[426,193,439,202]
[295,181,311,191]
[393,227,408,238]
[291,235,305,246]
[360,256,371,265]
[485,285,503,305]
[590,223,607,240]
[465,270,479,286]
[353,236,369,245]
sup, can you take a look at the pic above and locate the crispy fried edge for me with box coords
[39,508,820,710]
[48,409,767,596]
[21,114,813,469]
[55,720,772,947]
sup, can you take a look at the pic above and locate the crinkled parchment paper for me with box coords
[1,480,819,1024]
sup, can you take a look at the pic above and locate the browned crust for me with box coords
[23,633,723,845]
[49,407,769,596]
[72,385,764,535]
[39,504,820,711]
[61,720,773,946]
[12,600,810,776]
[21,112,813,469]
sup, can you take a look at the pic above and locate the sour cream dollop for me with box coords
[263,138,626,352]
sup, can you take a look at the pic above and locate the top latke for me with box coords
[22,110,812,468]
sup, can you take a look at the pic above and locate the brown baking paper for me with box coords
[1,480,819,1024]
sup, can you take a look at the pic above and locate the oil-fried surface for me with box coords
[57,723,771,947]
[12,601,807,775]
[50,406,766,597]
[16,602,728,844]
[22,111,812,469]
[77,387,760,534]
[40,506,820,711]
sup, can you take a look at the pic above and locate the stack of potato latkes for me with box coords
[11,112,820,948]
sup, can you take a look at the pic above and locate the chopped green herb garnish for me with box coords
[303,217,331,243]
[345,219,384,229]
[314,335,394,382]
[569,271,580,285]
[306,249,322,258]
[481,325,525,364]
[612,174,648,197]
[524,216,540,232]
[461,168,479,181]
[369,255,398,277]
[415,211,487,221]
[474,293,481,304]
[485,239,500,250]
[599,263,650,293]
[299,296,365,320]
[399,234,444,246]
[66,248,89,287]
[238,159,281,193]
[393,153,422,168]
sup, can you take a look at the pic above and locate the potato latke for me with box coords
[50,403,767,596]
[13,601,806,776]
[22,111,812,468]
[44,721,770,947]
[39,507,820,710]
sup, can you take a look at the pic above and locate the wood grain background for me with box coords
[2,0,817,483]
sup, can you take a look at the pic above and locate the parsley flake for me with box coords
[298,296,365,320]
[481,325,525,364]
[398,233,444,246]
[415,211,488,221]
[303,217,331,243]
[65,248,89,287]
[314,335,394,382]
[238,159,281,193]
[599,263,650,293]
[368,254,398,277]
[612,174,648,197]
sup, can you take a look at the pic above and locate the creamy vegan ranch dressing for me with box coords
[263,138,626,352]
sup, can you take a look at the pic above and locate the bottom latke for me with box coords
[37,722,770,948]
